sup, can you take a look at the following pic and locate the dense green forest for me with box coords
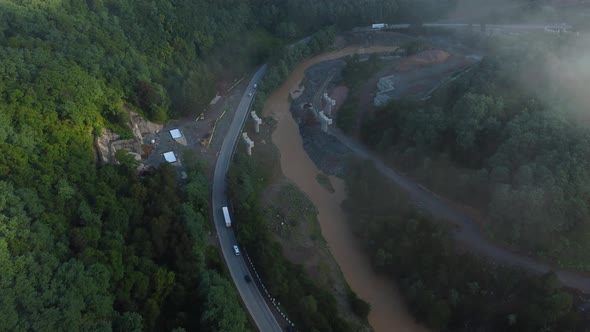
[344,160,589,331]
[0,161,251,331]
[0,0,459,329]
[360,33,590,269]
[0,0,255,329]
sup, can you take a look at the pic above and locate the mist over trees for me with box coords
[344,160,587,331]
[361,33,590,269]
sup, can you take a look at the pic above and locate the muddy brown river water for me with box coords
[263,46,429,332]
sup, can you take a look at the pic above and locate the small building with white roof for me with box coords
[169,129,182,140]
[163,151,177,163]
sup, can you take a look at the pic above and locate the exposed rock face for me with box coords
[94,110,163,164]
[129,111,163,141]
[95,128,120,163]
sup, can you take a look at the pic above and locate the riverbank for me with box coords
[262,46,428,332]
[240,115,371,331]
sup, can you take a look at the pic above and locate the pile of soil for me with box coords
[413,49,450,63]
[397,50,450,72]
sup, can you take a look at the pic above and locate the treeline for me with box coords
[0,0,455,128]
[360,33,590,269]
[0,1,257,330]
[344,160,588,331]
[250,0,456,36]
[227,152,356,331]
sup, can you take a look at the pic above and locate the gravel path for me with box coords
[329,127,590,294]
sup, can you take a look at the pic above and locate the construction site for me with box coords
[372,49,476,106]
[94,76,254,176]
[288,58,352,177]
[93,28,481,181]
[283,29,482,178]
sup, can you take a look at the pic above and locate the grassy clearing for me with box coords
[247,116,282,185]
[264,181,370,331]
[269,182,321,240]
[316,173,336,193]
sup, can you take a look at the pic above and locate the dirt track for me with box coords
[329,128,590,294]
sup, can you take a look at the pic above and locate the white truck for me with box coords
[222,206,231,228]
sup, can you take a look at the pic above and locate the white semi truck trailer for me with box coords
[222,206,231,228]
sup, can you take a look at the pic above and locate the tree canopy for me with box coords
[361,33,590,269]
[343,160,587,331]
[0,0,458,330]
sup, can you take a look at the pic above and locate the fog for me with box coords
[442,0,527,22]
[440,0,590,121]
[479,31,590,123]
[441,0,590,25]
[544,34,590,121]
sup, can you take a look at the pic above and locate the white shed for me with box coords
[170,129,182,139]
[163,151,177,163]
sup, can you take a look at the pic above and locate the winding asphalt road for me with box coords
[329,128,590,293]
[211,64,283,332]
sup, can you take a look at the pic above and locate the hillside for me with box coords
[361,32,590,269]
[0,1,457,331]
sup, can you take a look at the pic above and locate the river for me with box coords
[262,46,429,332]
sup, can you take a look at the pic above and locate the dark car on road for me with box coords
[244,275,252,283]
